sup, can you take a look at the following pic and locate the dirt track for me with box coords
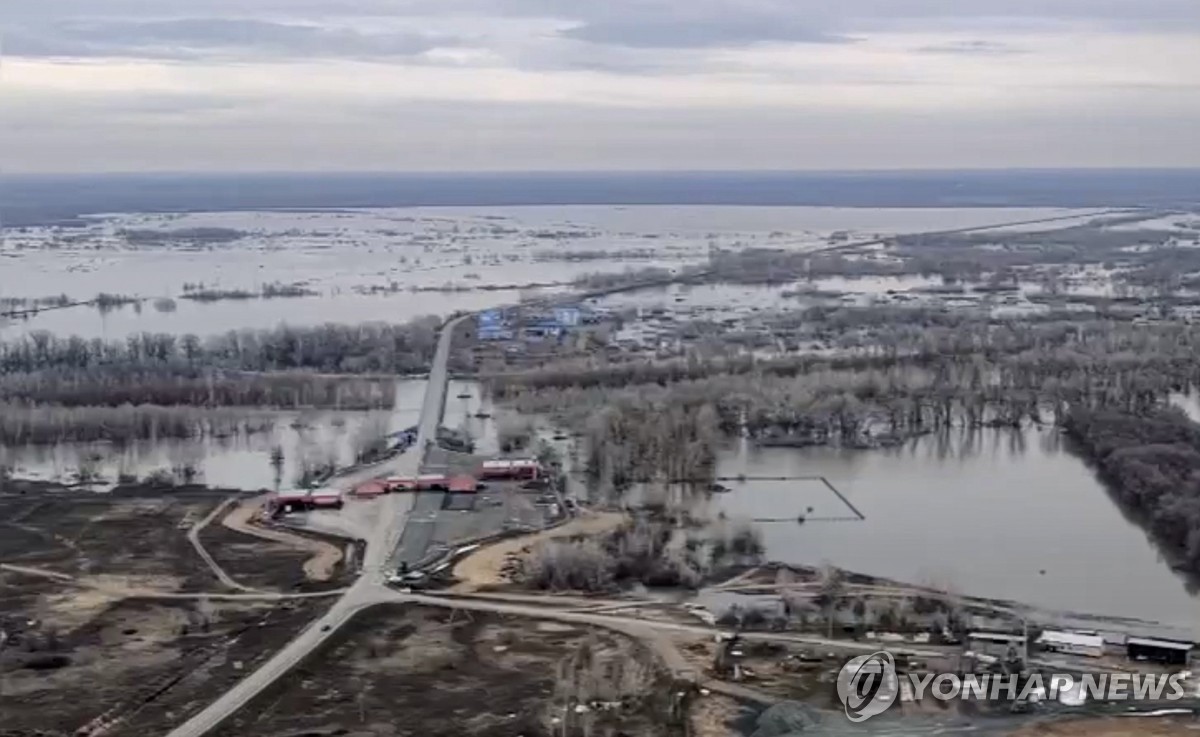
[450,510,628,592]
[220,495,344,582]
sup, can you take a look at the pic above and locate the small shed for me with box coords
[1127,636,1193,666]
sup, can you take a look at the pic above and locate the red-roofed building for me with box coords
[270,489,313,516]
[310,488,344,509]
[353,480,389,498]
[448,475,479,493]
[417,474,450,491]
[478,458,541,481]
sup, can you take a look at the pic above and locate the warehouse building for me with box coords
[1126,637,1193,666]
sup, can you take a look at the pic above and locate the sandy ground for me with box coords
[221,495,343,581]
[450,510,628,592]
[1008,717,1200,737]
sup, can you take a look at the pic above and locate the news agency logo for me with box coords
[836,652,898,722]
[836,651,1190,721]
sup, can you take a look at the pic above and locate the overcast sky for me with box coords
[3,0,1199,172]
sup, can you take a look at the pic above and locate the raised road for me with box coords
[166,314,469,737]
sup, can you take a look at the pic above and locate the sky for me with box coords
[2,0,1200,172]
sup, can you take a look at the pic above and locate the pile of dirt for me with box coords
[450,511,628,592]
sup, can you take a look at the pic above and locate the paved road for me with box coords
[166,315,470,737]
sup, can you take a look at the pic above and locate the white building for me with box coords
[1037,630,1106,658]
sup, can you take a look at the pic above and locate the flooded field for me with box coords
[0,380,428,491]
[2,205,1095,339]
[711,427,1200,635]
[5,290,528,339]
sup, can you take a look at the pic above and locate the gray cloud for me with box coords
[3,18,459,60]
[5,0,1200,63]
[915,40,1027,56]
[560,16,853,49]
[3,0,1199,171]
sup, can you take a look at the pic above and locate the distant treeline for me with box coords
[179,281,319,302]
[572,267,676,291]
[0,369,396,409]
[1063,406,1200,572]
[706,220,1197,288]
[120,227,247,245]
[0,319,440,376]
[0,402,275,445]
[0,294,72,310]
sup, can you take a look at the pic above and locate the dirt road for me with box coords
[188,498,256,592]
[221,495,344,582]
[0,563,344,602]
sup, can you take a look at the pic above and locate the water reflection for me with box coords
[0,380,428,491]
[625,426,1200,634]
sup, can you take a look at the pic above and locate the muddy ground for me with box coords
[0,493,356,593]
[213,604,691,737]
[1,590,331,737]
[0,492,340,736]
[198,520,355,592]
[0,492,221,590]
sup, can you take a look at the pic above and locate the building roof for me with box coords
[968,632,1026,643]
[481,458,539,470]
[1037,631,1105,649]
[448,475,479,492]
[1127,637,1194,651]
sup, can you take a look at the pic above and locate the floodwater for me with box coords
[0,380,428,492]
[443,379,501,456]
[2,291,528,339]
[1,205,1093,339]
[710,427,1200,635]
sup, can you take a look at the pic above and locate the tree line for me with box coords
[1063,405,1200,575]
[0,369,397,409]
[0,318,440,376]
[0,402,276,445]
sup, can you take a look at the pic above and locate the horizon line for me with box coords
[7,166,1200,178]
